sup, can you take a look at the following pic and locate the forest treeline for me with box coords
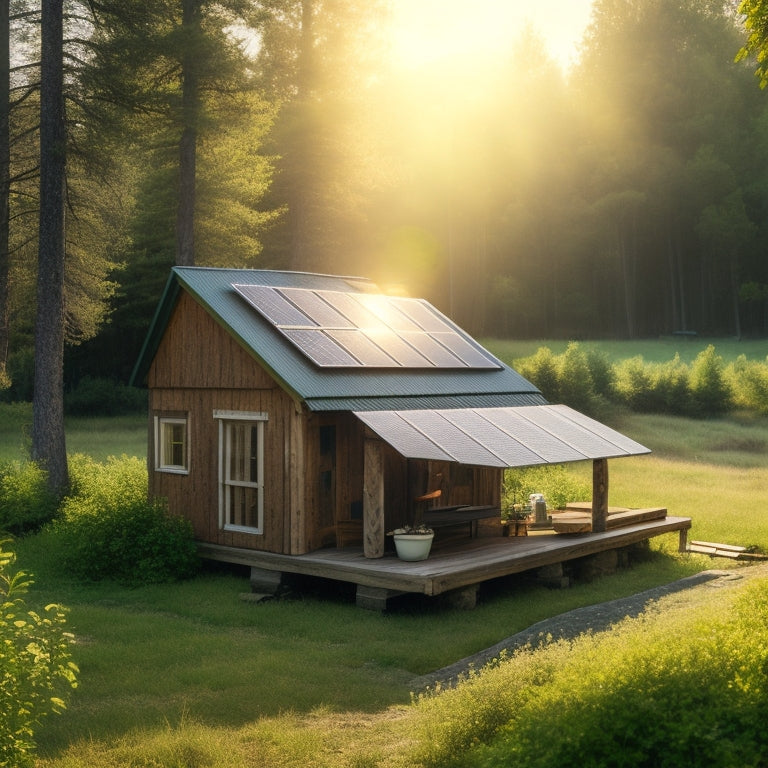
[3,0,768,402]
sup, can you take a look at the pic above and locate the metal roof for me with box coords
[354,405,651,468]
[131,267,543,410]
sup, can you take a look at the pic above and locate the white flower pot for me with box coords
[393,532,434,561]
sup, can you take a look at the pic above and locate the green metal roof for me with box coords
[131,266,546,412]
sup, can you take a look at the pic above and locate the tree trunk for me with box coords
[0,1,10,386]
[32,0,68,495]
[175,0,199,266]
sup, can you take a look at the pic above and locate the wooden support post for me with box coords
[363,437,385,558]
[592,458,609,533]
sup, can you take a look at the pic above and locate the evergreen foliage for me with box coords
[516,343,751,419]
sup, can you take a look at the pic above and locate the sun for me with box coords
[388,0,595,73]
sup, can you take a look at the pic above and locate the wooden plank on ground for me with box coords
[687,540,768,560]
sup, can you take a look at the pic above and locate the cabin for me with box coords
[131,267,690,609]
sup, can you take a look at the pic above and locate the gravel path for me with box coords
[412,568,742,690]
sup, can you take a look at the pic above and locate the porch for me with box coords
[198,513,691,610]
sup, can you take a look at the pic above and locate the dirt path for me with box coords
[412,568,752,690]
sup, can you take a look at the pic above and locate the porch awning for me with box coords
[353,405,650,468]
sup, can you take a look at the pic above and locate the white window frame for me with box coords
[214,410,267,534]
[154,415,189,474]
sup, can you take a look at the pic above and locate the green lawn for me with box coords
[0,402,146,463]
[2,337,768,766]
[482,336,768,366]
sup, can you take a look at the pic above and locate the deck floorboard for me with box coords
[199,516,691,597]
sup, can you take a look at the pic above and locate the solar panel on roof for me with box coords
[278,287,354,328]
[325,329,398,366]
[353,293,424,332]
[281,329,358,367]
[362,327,433,367]
[233,284,314,327]
[232,283,502,371]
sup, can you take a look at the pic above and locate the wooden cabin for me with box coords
[132,267,688,608]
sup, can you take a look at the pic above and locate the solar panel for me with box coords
[353,293,423,332]
[325,329,398,366]
[278,287,354,329]
[232,284,502,371]
[281,329,358,367]
[233,284,313,327]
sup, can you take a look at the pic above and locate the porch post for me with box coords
[363,436,385,558]
[592,458,609,533]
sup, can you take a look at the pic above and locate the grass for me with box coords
[482,336,768,366]
[0,402,146,463]
[2,337,767,765]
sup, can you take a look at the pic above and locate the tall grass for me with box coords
[0,403,146,463]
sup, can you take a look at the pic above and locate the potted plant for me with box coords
[388,488,439,561]
[501,503,530,523]
[501,503,531,536]
[389,524,434,561]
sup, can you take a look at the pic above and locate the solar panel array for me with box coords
[354,405,651,468]
[232,284,501,370]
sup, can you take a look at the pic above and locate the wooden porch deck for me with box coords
[198,515,691,610]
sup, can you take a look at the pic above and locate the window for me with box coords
[154,415,189,473]
[215,410,267,534]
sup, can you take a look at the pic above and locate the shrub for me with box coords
[557,342,597,414]
[585,347,614,398]
[0,540,78,767]
[56,455,198,585]
[503,464,590,510]
[689,345,731,416]
[652,353,691,415]
[612,356,657,412]
[729,355,768,414]
[516,347,560,402]
[64,376,147,416]
[0,461,58,535]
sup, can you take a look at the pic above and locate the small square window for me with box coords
[155,416,189,473]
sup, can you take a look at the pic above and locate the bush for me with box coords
[56,455,198,585]
[612,356,657,412]
[557,342,597,414]
[503,464,590,511]
[64,376,147,416]
[689,345,731,417]
[729,355,768,414]
[517,347,560,402]
[0,540,78,767]
[652,354,691,415]
[0,461,58,535]
[585,347,614,398]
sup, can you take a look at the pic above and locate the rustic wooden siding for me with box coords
[147,290,314,555]
[147,291,278,390]
[145,288,504,556]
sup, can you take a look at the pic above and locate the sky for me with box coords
[389,0,596,72]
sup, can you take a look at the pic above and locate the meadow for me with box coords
[2,337,768,766]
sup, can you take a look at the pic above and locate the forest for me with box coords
[3,0,768,405]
